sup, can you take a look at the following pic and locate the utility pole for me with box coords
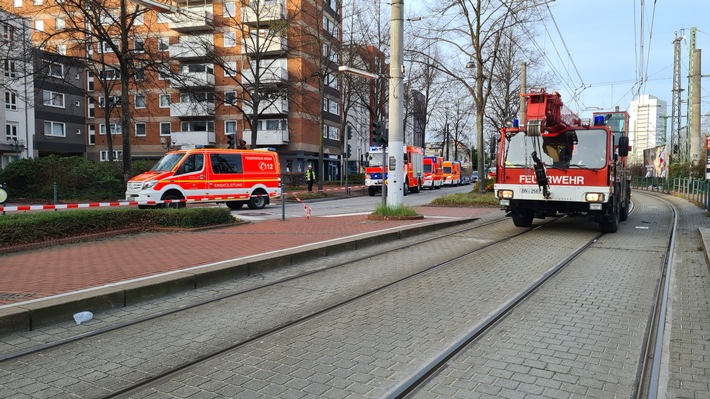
[690,48,701,162]
[519,62,527,122]
[387,0,404,207]
[671,33,683,164]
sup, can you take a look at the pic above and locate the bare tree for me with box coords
[413,0,544,191]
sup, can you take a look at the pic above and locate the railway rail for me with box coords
[0,192,684,398]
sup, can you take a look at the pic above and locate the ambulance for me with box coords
[126,148,281,209]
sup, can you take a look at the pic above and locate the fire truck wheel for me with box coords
[368,187,377,196]
[226,201,244,210]
[619,191,630,221]
[162,194,185,209]
[403,180,409,196]
[247,192,267,209]
[512,210,534,227]
[600,196,620,233]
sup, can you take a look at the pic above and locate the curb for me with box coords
[0,217,475,333]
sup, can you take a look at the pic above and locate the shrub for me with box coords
[0,207,235,248]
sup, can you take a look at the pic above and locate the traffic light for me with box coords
[347,125,352,140]
[346,144,351,156]
[372,121,383,145]
[227,135,235,148]
[237,139,247,149]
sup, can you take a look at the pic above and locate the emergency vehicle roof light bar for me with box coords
[593,115,605,126]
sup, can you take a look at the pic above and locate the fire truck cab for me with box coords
[365,145,424,196]
[494,89,630,233]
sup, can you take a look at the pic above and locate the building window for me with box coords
[134,14,144,25]
[135,94,146,108]
[157,13,169,23]
[160,122,171,136]
[56,44,66,55]
[2,24,13,43]
[98,68,119,80]
[5,91,17,110]
[224,31,237,47]
[44,61,63,78]
[223,1,235,17]
[44,121,66,137]
[34,20,43,32]
[3,60,17,78]
[224,91,236,105]
[158,37,169,51]
[98,96,120,107]
[135,122,146,137]
[13,0,22,7]
[99,122,121,135]
[225,120,237,135]
[6,123,18,141]
[55,18,65,30]
[34,0,42,4]
[133,39,145,53]
[100,150,122,162]
[43,90,65,107]
[223,61,236,77]
[87,124,95,145]
[87,97,95,118]
[159,94,170,108]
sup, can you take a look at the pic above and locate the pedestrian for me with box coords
[306,164,316,192]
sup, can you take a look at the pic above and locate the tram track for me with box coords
[390,192,677,398]
[1,193,678,398]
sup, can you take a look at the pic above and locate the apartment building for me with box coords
[629,94,667,165]
[0,9,34,167]
[3,0,343,178]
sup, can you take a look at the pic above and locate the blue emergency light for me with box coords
[513,119,519,128]
[593,115,605,126]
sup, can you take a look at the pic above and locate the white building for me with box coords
[629,94,667,164]
[0,10,35,168]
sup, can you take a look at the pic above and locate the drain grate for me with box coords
[0,292,35,301]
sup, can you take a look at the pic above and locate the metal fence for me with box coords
[632,176,710,210]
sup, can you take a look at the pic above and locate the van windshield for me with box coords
[150,153,184,172]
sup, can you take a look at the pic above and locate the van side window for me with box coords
[211,153,243,174]
[176,154,204,175]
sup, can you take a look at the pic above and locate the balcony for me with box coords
[243,98,288,115]
[241,58,288,85]
[241,1,286,26]
[171,131,216,146]
[170,71,215,88]
[169,36,213,60]
[170,101,215,118]
[168,7,214,32]
[256,129,289,146]
[242,31,287,56]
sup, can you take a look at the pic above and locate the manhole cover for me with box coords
[240,212,269,216]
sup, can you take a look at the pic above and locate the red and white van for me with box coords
[126,148,281,209]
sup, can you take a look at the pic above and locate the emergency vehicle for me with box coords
[442,160,461,186]
[422,156,443,189]
[365,145,424,196]
[126,148,282,210]
[494,88,630,233]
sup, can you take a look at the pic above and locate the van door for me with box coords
[207,152,246,200]
[171,153,207,200]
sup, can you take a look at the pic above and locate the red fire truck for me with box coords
[494,89,630,233]
[365,145,424,196]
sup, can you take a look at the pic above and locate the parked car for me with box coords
[471,171,479,183]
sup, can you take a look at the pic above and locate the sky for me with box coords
[540,0,710,119]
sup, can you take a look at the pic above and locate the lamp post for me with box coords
[386,0,405,207]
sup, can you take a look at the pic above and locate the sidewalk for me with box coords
[0,206,499,333]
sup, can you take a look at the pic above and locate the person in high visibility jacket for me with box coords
[306,164,316,192]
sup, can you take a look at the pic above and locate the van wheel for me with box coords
[247,192,267,209]
[162,194,185,209]
[226,201,244,210]
[512,210,534,227]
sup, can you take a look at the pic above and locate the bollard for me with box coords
[53,182,58,205]
[281,181,285,222]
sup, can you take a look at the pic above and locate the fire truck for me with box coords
[494,89,630,233]
[365,145,424,196]
[422,156,443,189]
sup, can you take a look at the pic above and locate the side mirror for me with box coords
[618,136,630,157]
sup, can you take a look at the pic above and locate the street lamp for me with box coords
[160,137,175,151]
[387,0,405,207]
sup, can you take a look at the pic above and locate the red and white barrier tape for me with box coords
[289,193,312,219]
[0,185,366,213]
